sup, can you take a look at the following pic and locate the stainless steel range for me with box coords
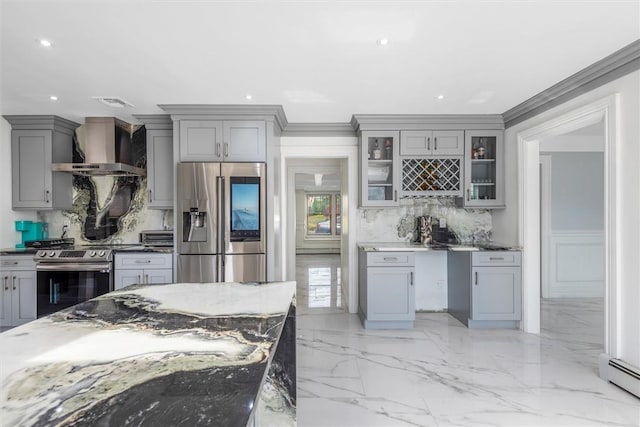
[35,248,113,317]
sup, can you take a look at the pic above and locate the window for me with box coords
[306,193,341,236]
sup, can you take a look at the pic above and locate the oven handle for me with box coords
[37,263,112,272]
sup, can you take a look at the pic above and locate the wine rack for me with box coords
[401,157,462,198]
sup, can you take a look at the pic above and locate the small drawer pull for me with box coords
[135,259,153,264]
[489,257,504,261]
[383,257,398,261]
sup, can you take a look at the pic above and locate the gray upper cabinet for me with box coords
[400,130,464,156]
[359,131,400,207]
[179,120,265,162]
[146,129,174,209]
[4,115,79,210]
[461,130,505,208]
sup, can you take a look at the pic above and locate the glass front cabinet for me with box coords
[462,130,504,208]
[359,131,400,207]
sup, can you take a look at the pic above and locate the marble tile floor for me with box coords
[295,254,640,426]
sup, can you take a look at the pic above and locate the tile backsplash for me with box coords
[357,198,492,243]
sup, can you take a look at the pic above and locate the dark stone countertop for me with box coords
[358,241,521,252]
[0,281,297,426]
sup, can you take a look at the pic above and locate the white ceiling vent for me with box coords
[92,96,134,108]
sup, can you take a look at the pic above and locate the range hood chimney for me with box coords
[52,117,146,176]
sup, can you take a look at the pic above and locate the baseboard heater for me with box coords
[608,358,640,398]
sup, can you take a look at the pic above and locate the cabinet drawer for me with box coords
[115,254,172,269]
[367,252,414,267]
[472,251,521,267]
[1,256,36,270]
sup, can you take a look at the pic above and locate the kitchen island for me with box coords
[0,281,296,427]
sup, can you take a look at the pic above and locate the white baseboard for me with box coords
[600,354,640,398]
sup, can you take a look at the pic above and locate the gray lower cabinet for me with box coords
[114,253,173,290]
[4,115,80,210]
[358,249,415,328]
[178,120,266,162]
[0,256,37,327]
[448,251,521,328]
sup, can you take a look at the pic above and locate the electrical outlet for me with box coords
[439,218,446,228]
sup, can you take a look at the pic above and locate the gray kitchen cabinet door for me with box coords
[223,121,266,162]
[432,130,464,155]
[471,266,521,321]
[462,130,505,208]
[11,270,37,326]
[146,129,174,209]
[366,266,415,321]
[179,120,224,161]
[114,269,143,290]
[360,131,400,207]
[400,130,463,156]
[12,130,52,209]
[0,273,11,326]
[144,269,174,284]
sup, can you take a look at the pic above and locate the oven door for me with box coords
[36,263,113,318]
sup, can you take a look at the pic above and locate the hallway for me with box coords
[295,255,638,426]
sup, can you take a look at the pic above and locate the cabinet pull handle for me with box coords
[475,272,478,285]
[45,190,50,203]
[3,276,8,291]
[489,257,505,261]
[224,143,229,157]
[467,189,470,201]
[216,143,221,157]
[135,259,152,264]
[410,271,414,286]
[145,274,149,284]
[148,189,152,202]
[394,190,398,202]
[434,137,438,151]
[13,276,16,290]
[137,275,141,283]
[427,137,431,151]
[383,257,398,261]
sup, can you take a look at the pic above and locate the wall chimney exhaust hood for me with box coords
[52,117,146,177]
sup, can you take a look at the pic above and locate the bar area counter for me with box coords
[0,281,297,427]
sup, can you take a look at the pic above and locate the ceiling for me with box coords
[1,1,638,125]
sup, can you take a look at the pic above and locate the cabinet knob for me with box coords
[45,190,50,203]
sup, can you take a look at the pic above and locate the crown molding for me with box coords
[503,39,640,128]
[350,114,505,132]
[282,122,355,137]
[133,114,173,130]
[158,104,288,133]
[2,115,80,135]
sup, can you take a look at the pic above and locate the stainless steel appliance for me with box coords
[177,162,266,282]
[35,248,113,317]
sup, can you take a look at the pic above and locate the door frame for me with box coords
[280,139,359,313]
[539,154,552,299]
[517,94,619,355]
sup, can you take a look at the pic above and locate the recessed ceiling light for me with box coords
[437,94,445,100]
[245,94,253,100]
[377,38,389,46]
[49,95,58,101]
[39,39,52,47]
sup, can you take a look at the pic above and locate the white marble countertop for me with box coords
[1,281,297,427]
[358,242,521,251]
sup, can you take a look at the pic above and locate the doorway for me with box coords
[518,94,619,359]
[280,140,359,313]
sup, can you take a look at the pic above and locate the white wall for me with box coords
[492,70,640,367]
[0,118,37,248]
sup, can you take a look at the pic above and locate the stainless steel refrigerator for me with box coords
[177,162,266,282]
